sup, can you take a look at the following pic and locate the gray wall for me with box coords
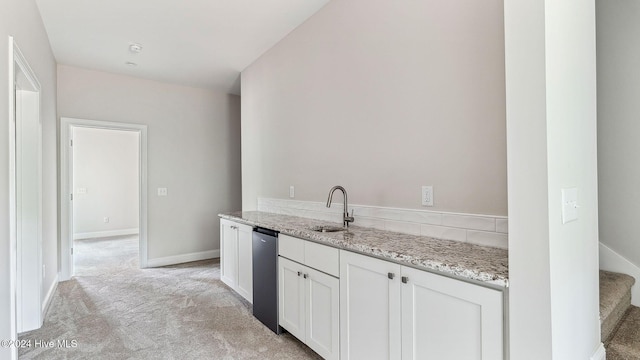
[58,65,241,260]
[0,0,58,357]
[73,127,139,237]
[241,0,507,215]
[597,0,640,269]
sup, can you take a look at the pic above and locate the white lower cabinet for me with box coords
[306,264,340,359]
[279,257,306,339]
[340,251,504,360]
[219,219,253,303]
[236,225,253,302]
[340,250,402,360]
[279,256,340,360]
[220,219,238,289]
[400,266,503,360]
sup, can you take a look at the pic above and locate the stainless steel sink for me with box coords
[309,225,345,233]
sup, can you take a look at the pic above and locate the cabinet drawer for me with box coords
[279,234,305,263]
[279,234,340,277]
[305,241,339,277]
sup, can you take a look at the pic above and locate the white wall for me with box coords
[505,0,601,358]
[57,65,241,261]
[72,127,139,238]
[596,0,640,273]
[241,0,507,216]
[0,0,58,358]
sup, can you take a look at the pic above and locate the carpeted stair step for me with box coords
[605,305,640,360]
[600,270,635,342]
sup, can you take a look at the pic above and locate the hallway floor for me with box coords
[19,236,319,359]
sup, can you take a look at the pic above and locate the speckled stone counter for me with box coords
[219,211,509,288]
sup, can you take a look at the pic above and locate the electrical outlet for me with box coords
[104,217,110,223]
[158,188,168,196]
[289,185,295,198]
[421,186,434,207]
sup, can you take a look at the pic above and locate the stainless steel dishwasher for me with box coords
[252,227,283,334]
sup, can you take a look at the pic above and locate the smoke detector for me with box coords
[129,43,143,54]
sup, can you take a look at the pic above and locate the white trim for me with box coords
[600,241,640,306]
[60,117,148,281]
[73,228,139,240]
[8,35,18,360]
[147,250,220,268]
[589,343,606,360]
[9,36,44,340]
[41,275,58,317]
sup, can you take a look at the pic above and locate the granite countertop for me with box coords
[219,211,509,288]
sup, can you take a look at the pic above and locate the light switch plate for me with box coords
[561,188,578,224]
[289,185,295,198]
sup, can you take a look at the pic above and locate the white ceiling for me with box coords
[35,0,330,95]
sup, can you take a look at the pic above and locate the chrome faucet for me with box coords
[326,185,355,228]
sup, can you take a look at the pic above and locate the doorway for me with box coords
[71,127,140,275]
[9,37,43,341]
[60,118,148,281]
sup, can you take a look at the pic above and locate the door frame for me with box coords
[8,35,43,356]
[59,117,148,281]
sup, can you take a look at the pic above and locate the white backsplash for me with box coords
[257,198,508,249]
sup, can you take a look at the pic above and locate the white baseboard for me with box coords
[147,250,220,268]
[42,274,58,317]
[590,342,606,360]
[600,242,640,306]
[73,228,139,240]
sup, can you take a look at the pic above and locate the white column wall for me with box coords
[505,0,601,358]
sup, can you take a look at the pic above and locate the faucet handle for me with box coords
[345,209,355,223]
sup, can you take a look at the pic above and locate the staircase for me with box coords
[600,270,639,359]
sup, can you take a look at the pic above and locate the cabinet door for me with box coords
[401,266,503,360]
[279,257,306,341]
[220,220,237,289]
[305,266,340,360]
[340,251,402,360]
[236,225,253,303]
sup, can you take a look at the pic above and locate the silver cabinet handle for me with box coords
[388,272,395,280]
[401,276,409,284]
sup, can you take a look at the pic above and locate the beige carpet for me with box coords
[606,306,640,360]
[19,236,320,359]
[600,270,635,342]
